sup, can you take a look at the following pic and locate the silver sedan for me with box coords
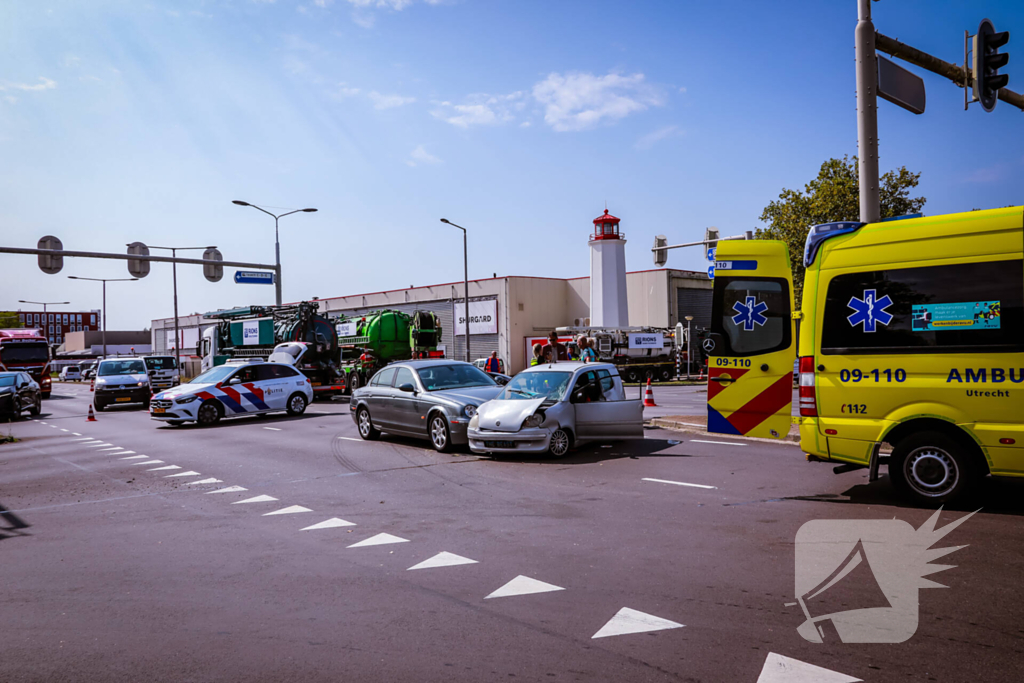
[350,360,503,452]
[467,362,644,457]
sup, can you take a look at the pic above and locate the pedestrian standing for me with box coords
[484,351,501,373]
[530,343,543,366]
[579,335,598,363]
[541,332,568,363]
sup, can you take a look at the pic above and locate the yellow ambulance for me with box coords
[705,206,1023,504]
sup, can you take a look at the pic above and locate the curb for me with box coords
[647,418,802,446]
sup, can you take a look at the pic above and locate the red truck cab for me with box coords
[0,328,53,398]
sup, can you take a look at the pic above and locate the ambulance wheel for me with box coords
[429,413,452,453]
[357,407,380,441]
[287,393,307,416]
[888,431,976,504]
[197,400,222,427]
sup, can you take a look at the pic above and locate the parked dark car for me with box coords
[0,371,42,419]
[350,360,503,452]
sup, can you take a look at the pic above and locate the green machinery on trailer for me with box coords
[335,309,443,392]
[199,301,347,397]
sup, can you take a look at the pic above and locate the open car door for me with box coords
[705,240,796,440]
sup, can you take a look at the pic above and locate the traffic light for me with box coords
[653,235,668,267]
[973,18,1010,112]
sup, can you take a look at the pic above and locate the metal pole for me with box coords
[274,215,282,306]
[856,0,880,223]
[686,319,692,381]
[102,280,107,358]
[0,246,275,270]
[463,229,470,363]
[171,248,180,362]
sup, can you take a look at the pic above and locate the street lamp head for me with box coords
[302,208,318,213]
[232,200,250,206]
[440,218,450,224]
[68,276,79,280]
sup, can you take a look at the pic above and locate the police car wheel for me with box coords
[429,414,452,453]
[357,407,380,440]
[197,401,221,426]
[889,431,975,504]
[287,393,307,416]
[548,428,571,457]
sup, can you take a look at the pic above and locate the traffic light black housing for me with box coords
[974,18,1010,112]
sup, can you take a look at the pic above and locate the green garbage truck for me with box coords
[336,309,443,392]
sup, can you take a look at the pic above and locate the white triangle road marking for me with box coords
[408,551,477,571]
[165,471,202,478]
[72,437,94,441]
[186,478,223,485]
[120,455,149,460]
[99,446,126,451]
[756,653,862,683]
[348,533,409,548]
[71,432,81,436]
[107,450,136,455]
[485,575,564,599]
[591,607,683,639]
[301,518,356,531]
[263,505,312,516]
[206,486,248,494]
[148,465,181,471]
[131,460,164,466]
[86,443,113,448]
[232,495,278,504]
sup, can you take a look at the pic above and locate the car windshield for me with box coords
[0,343,49,363]
[189,366,236,385]
[498,371,573,402]
[0,375,16,387]
[98,360,146,376]
[416,364,496,391]
[144,356,177,370]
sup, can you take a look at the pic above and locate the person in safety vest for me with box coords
[484,351,501,373]
[529,343,543,366]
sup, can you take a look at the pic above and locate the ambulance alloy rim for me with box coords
[904,445,959,497]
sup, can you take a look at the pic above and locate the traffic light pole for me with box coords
[856,0,880,224]
[0,245,275,271]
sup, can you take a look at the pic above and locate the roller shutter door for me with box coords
[677,288,713,330]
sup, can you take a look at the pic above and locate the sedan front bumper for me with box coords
[467,426,553,454]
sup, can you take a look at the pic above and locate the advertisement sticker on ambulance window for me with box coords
[731,296,768,331]
[847,289,893,333]
[714,260,758,271]
[911,301,1001,332]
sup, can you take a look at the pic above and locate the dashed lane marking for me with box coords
[59,428,69,432]
[263,505,311,516]
[301,518,356,531]
[71,432,81,436]
[591,607,684,639]
[263,427,282,431]
[689,439,748,447]
[485,575,564,599]
[148,465,181,471]
[408,552,477,571]
[165,471,202,478]
[120,455,150,460]
[206,486,247,494]
[642,477,717,490]
[348,533,409,548]
[232,495,278,504]
[335,437,361,442]
[186,478,223,486]
[755,653,862,683]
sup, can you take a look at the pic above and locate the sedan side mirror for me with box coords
[228,377,243,385]
[398,383,416,393]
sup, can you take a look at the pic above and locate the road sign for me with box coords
[877,55,926,115]
[127,242,150,278]
[234,271,275,285]
[706,246,717,261]
[653,235,668,267]
[203,247,223,283]
[707,265,715,279]
[37,235,63,274]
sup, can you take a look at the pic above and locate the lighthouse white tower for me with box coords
[589,209,629,327]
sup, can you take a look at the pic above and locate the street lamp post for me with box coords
[232,201,318,306]
[141,245,216,363]
[440,219,470,362]
[18,300,70,315]
[67,276,138,357]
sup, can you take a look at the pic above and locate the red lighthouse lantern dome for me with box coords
[592,209,622,240]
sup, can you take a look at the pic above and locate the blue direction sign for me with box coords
[706,246,716,261]
[707,265,715,280]
[234,271,275,285]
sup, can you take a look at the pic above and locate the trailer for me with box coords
[555,325,678,382]
[336,309,443,392]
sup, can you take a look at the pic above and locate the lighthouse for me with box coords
[589,209,629,327]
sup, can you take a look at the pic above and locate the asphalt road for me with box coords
[2,383,1022,683]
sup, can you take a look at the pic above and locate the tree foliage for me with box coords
[756,156,926,300]
[0,312,25,328]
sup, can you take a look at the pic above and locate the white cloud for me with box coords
[634,124,682,150]
[336,84,361,97]
[347,0,414,8]
[0,77,57,92]
[519,121,531,128]
[532,71,663,132]
[406,144,441,167]
[367,91,415,109]
[431,92,524,127]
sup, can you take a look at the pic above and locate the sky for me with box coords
[2,0,1022,331]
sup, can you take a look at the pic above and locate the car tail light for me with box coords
[799,356,817,417]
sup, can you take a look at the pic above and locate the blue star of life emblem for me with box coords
[732,295,769,331]
[847,288,893,333]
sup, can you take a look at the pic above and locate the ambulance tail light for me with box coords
[799,356,817,417]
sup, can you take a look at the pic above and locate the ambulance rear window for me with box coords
[711,277,792,357]
[820,259,1024,354]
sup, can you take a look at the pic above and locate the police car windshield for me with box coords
[499,371,572,402]
[416,364,495,391]
[98,360,146,376]
[190,366,236,385]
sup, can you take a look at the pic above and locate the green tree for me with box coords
[756,155,926,300]
[0,312,25,328]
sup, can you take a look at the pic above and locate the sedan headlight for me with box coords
[523,411,545,429]
[463,404,478,418]
[175,395,199,405]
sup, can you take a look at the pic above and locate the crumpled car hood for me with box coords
[475,397,546,433]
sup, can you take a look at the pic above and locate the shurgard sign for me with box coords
[454,300,498,335]
[911,300,1001,332]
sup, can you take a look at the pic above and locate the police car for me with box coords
[150,358,313,427]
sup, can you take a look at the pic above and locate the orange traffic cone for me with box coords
[87,405,97,422]
[90,378,95,392]
[643,377,658,407]
[697,362,706,382]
